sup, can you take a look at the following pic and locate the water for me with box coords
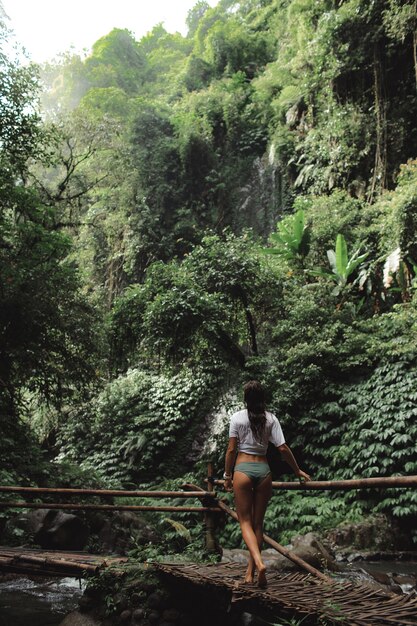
[335,560,417,593]
[0,576,84,626]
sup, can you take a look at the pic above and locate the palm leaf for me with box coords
[335,234,348,279]
[164,518,191,542]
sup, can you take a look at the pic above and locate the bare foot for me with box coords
[244,564,255,584]
[257,565,267,589]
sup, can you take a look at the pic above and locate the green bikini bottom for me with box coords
[234,462,271,487]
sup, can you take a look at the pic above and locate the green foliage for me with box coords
[262,209,309,264]
[323,234,368,296]
[58,367,217,485]
[0,35,101,414]
[85,29,146,94]
[112,232,279,370]
[4,0,417,546]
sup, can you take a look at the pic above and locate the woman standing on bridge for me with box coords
[223,380,311,588]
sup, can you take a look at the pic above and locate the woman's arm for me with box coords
[224,437,238,491]
[277,443,311,481]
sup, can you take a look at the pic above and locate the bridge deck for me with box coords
[2,548,417,625]
[155,561,417,626]
[0,547,127,577]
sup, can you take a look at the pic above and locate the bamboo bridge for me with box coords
[1,473,417,625]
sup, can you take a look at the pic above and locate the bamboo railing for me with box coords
[1,470,416,583]
[0,485,221,513]
[213,475,417,490]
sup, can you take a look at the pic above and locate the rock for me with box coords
[133,608,145,622]
[148,611,160,624]
[27,509,89,551]
[325,515,398,552]
[368,571,391,586]
[120,610,132,622]
[99,512,160,555]
[223,534,340,573]
[114,593,129,611]
[147,591,166,610]
[131,592,144,606]
[59,611,102,626]
[291,532,340,571]
[393,574,416,586]
[78,595,95,612]
[221,549,250,564]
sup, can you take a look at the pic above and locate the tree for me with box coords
[111,233,278,371]
[186,1,211,37]
[0,32,100,415]
[85,29,146,95]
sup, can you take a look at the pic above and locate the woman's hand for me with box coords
[296,469,311,483]
[224,477,233,492]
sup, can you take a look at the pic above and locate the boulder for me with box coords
[290,532,340,571]
[223,533,340,573]
[133,608,145,622]
[28,509,88,551]
[98,512,160,554]
[59,611,102,626]
[119,610,132,622]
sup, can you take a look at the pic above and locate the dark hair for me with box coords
[243,380,266,443]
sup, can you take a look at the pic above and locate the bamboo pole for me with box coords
[183,483,333,584]
[213,476,417,490]
[0,486,214,498]
[13,554,100,574]
[0,501,222,513]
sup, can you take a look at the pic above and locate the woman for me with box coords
[223,380,311,588]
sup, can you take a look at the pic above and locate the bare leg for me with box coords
[233,471,266,585]
[252,474,272,588]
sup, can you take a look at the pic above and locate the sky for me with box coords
[2,0,218,64]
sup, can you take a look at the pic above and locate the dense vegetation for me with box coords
[1,0,417,547]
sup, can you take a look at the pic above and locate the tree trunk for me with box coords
[368,43,387,201]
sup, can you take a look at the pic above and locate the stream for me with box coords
[0,576,84,626]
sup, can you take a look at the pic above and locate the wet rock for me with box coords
[27,509,89,551]
[59,611,102,626]
[368,571,391,586]
[393,574,416,586]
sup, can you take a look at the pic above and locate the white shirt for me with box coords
[229,409,285,455]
